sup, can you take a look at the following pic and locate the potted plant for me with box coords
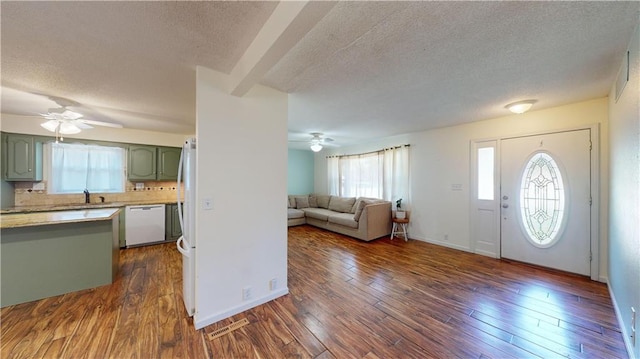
[395,198,406,219]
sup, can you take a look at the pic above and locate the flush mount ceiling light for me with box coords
[506,100,537,114]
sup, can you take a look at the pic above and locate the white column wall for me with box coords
[194,66,288,329]
[608,19,639,358]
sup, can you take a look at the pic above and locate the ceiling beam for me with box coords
[227,0,336,97]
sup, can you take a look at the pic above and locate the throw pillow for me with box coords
[353,200,370,222]
[309,196,318,208]
[295,196,310,209]
[328,196,356,213]
[316,195,330,209]
[288,197,292,208]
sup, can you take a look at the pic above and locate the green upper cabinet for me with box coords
[3,134,43,181]
[128,145,157,180]
[157,147,181,181]
[128,145,181,181]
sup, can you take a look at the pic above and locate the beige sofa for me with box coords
[287,194,392,242]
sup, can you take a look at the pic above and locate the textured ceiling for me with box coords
[1,1,277,133]
[2,1,638,148]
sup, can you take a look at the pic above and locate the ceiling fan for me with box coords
[40,100,123,140]
[289,132,336,152]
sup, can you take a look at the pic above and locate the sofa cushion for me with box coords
[301,208,334,221]
[288,195,297,208]
[328,212,359,229]
[316,195,330,209]
[308,196,318,208]
[288,208,305,219]
[328,196,356,213]
[353,200,373,222]
[351,197,384,213]
[295,196,310,209]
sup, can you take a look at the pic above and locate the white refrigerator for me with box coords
[176,137,196,317]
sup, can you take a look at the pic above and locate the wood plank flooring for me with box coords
[1,225,627,358]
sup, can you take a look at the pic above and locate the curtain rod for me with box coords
[326,144,410,159]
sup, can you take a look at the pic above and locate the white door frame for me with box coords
[470,124,600,281]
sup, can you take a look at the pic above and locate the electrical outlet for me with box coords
[270,278,277,291]
[444,234,449,241]
[202,197,213,210]
[242,286,251,301]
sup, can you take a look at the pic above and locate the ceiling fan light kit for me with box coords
[58,121,82,134]
[506,100,536,114]
[40,119,60,132]
[37,101,123,141]
[288,132,336,152]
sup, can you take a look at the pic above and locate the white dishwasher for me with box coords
[125,205,166,247]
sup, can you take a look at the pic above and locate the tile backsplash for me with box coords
[13,181,183,206]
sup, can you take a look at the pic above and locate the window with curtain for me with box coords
[328,145,410,205]
[49,142,125,194]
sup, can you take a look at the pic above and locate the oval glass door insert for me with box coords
[519,152,566,247]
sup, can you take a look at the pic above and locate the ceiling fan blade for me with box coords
[74,121,93,130]
[323,137,334,142]
[79,119,123,128]
[61,109,83,120]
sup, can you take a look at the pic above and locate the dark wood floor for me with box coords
[1,225,627,358]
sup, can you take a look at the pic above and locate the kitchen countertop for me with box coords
[0,208,121,229]
[0,200,180,214]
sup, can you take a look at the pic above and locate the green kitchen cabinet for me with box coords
[128,145,157,180]
[3,134,43,181]
[128,145,181,181]
[119,208,126,248]
[165,203,182,240]
[157,147,181,180]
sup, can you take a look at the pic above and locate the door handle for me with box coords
[502,204,509,208]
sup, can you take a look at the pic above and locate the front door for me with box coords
[500,130,591,275]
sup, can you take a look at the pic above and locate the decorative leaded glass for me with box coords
[519,152,565,246]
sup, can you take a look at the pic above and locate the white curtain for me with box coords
[339,152,383,198]
[50,142,125,194]
[328,145,410,205]
[327,156,339,196]
[383,145,410,207]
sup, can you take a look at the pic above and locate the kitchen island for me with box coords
[0,208,121,307]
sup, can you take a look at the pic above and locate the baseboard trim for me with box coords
[474,249,499,258]
[193,288,289,330]
[607,281,635,359]
[412,236,471,253]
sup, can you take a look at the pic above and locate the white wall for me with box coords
[608,20,639,358]
[194,66,288,329]
[316,98,609,278]
[0,113,188,147]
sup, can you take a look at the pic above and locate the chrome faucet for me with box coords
[84,189,90,204]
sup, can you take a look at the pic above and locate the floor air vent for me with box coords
[207,318,250,340]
